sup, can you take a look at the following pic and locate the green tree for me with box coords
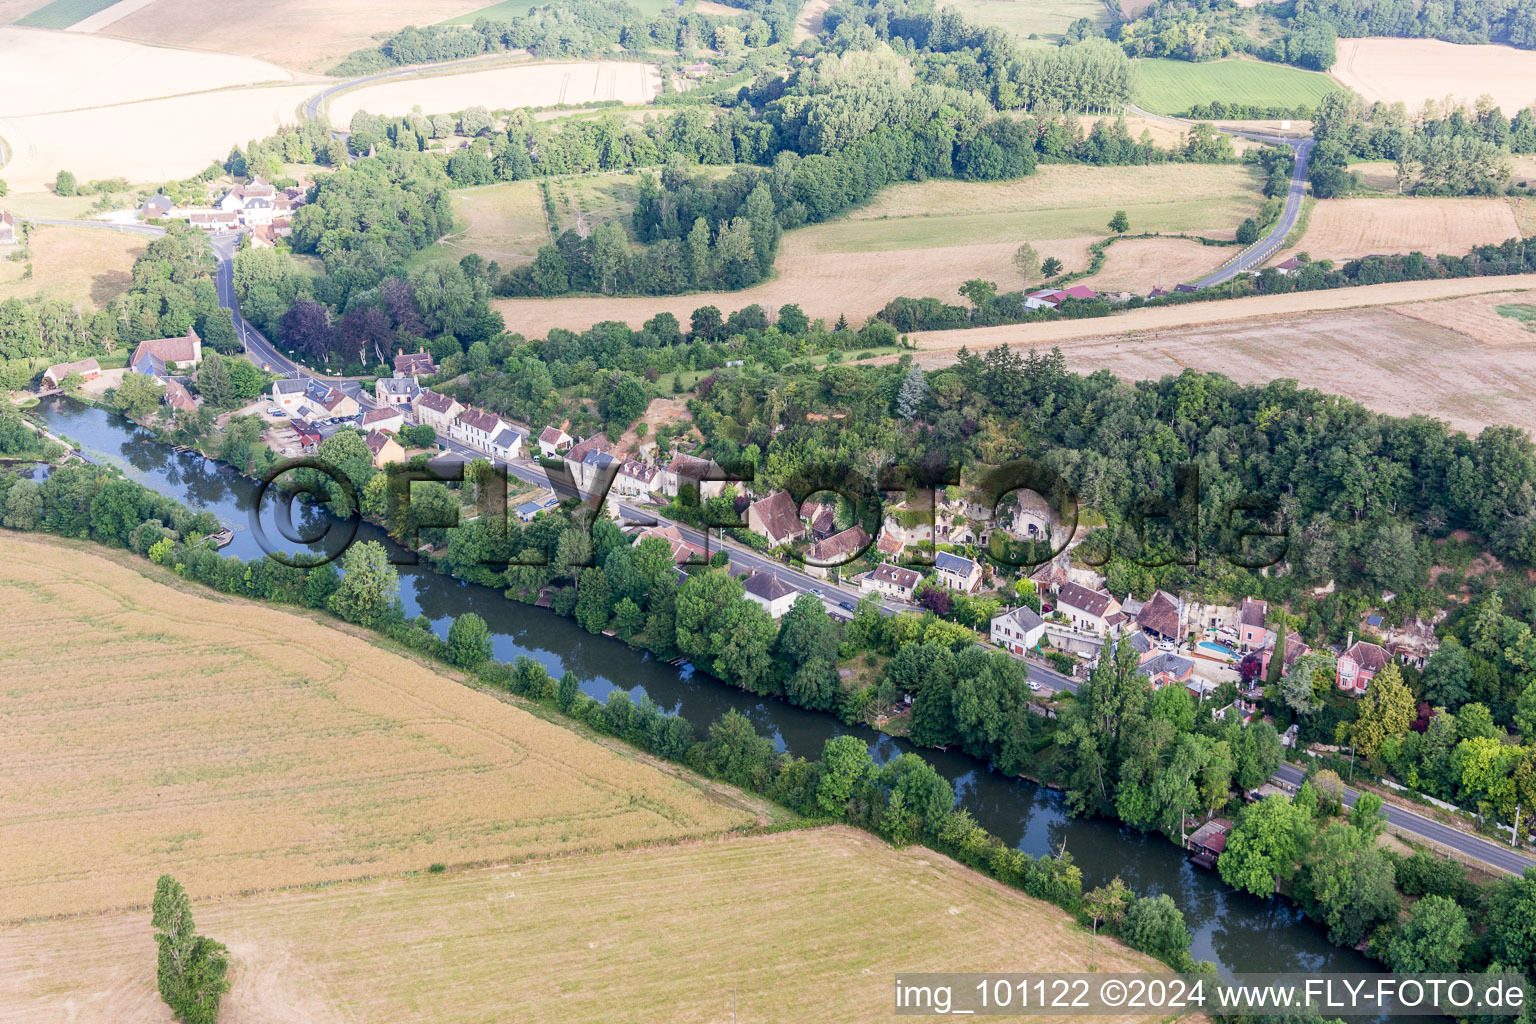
[1387,895,1470,972]
[1219,794,1314,897]
[113,372,166,421]
[1353,662,1414,758]
[1122,894,1192,962]
[328,540,399,625]
[1012,242,1040,287]
[817,734,875,815]
[54,170,77,196]
[1041,255,1064,277]
[151,875,229,1024]
[447,611,492,668]
[1516,681,1536,745]
[1108,209,1129,233]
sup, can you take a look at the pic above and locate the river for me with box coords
[32,396,1379,980]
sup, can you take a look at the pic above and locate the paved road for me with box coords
[27,217,167,238]
[1125,105,1314,288]
[1272,763,1536,876]
[302,53,531,124]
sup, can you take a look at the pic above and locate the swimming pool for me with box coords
[1197,640,1237,658]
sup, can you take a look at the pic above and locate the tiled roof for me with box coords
[1239,597,1268,628]
[416,391,457,414]
[1137,590,1181,639]
[566,433,612,463]
[872,563,920,588]
[744,573,797,602]
[1057,581,1113,618]
[806,525,870,564]
[458,407,504,433]
[999,606,1044,632]
[1343,640,1391,673]
[750,491,802,545]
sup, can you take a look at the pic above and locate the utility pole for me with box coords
[1514,805,1522,849]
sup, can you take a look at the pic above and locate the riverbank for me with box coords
[13,395,1385,978]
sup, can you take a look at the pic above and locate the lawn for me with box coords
[813,162,1264,251]
[943,0,1112,44]
[0,534,759,920]
[1131,56,1340,115]
[0,827,1180,1024]
[0,223,146,308]
[14,0,116,28]
[410,179,551,270]
[443,0,676,22]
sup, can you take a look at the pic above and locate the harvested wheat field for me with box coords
[1081,237,1223,293]
[496,233,1065,334]
[0,223,145,307]
[1391,287,1536,346]
[906,274,1536,435]
[0,83,316,190]
[1277,197,1521,263]
[0,534,756,921]
[0,0,54,24]
[0,27,298,117]
[793,0,833,40]
[1332,37,1536,113]
[327,61,662,125]
[0,828,1185,1024]
[96,0,490,72]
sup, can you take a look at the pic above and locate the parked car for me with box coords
[1028,680,1041,692]
[1156,640,1176,652]
[838,600,855,612]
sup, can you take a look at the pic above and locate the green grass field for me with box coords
[943,0,1112,45]
[14,0,119,28]
[1131,57,1340,115]
[442,0,677,22]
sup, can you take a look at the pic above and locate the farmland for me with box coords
[0,534,759,921]
[409,180,551,270]
[1276,197,1522,263]
[903,274,1536,436]
[0,223,146,307]
[325,61,663,125]
[0,828,1179,1024]
[1081,237,1226,292]
[942,0,1112,44]
[95,0,491,71]
[14,0,116,27]
[445,0,676,21]
[1131,57,1340,115]
[492,164,1261,332]
[1331,37,1536,115]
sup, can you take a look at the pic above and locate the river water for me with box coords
[32,396,1378,979]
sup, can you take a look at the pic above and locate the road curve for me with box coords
[1272,763,1536,876]
[1125,105,1313,288]
[302,53,532,123]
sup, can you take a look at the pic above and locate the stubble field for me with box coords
[94,0,491,72]
[0,534,757,922]
[1277,197,1522,262]
[325,61,662,125]
[0,223,146,307]
[1331,37,1536,113]
[0,827,1181,1024]
[905,275,1536,435]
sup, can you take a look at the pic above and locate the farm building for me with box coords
[41,358,100,389]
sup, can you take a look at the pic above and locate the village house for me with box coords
[290,421,322,454]
[41,358,100,389]
[803,525,870,580]
[864,563,920,602]
[746,491,804,548]
[743,572,799,619]
[878,495,936,551]
[1274,256,1304,276]
[991,606,1046,655]
[1054,581,1120,635]
[562,434,615,495]
[537,425,573,458]
[801,499,837,542]
[394,350,438,378]
[1137,590,1183,643]
[0,210,18,245]
[684,61,714,79]
[375,376,420,408]
[1338,637,1392,695]
[610,460,660,498]
[1259,631,1310,678]
[1137,650,1197,690]
[1213,699,1259,726]
[138,195,175,220]
[514,495,559,522]
[634,523,704,565]
[1237,597,1271,651]
[489,426,523,462]
[130,328,203,378]
[187,210,239,232]
[303,380,359,420]
[413,390,462,432]
[162,378,197,414]
[664,452,727,500]
[360,406,405,435]
[933,551,982,593]
[449,406,508,452]
[271,377,307,413]
[365,429,405,468]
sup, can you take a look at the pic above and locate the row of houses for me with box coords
[145,178,307,240]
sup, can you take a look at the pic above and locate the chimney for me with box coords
[1346,630,1354,650]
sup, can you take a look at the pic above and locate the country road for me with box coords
[302,53,530,125]
[1272,763,1536,876]
[1126,105,1313,288]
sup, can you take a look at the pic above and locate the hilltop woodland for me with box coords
[1110,0,1536,74]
